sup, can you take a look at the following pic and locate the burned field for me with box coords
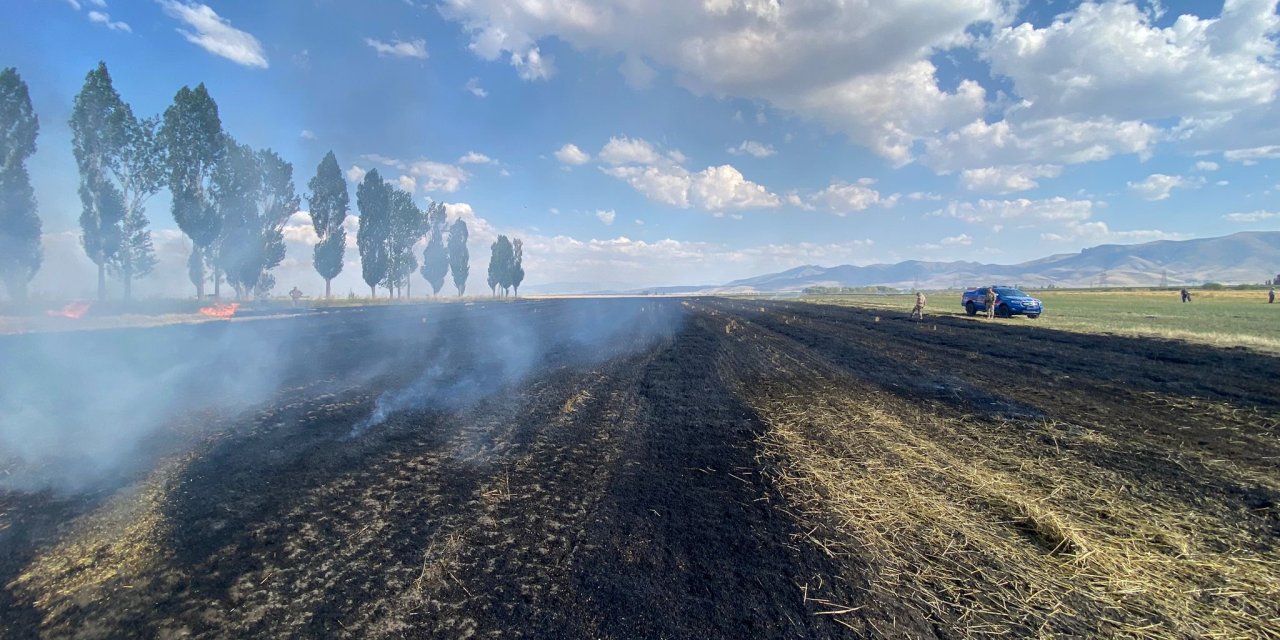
[2,298,1278,638]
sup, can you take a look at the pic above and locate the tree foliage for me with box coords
[213,142,297,300]
[307,150,348,298]
[385,187,424,297]
[356,168,391,296]
[0,68,41,301]
[420,201,449,296]
[512,238,525,297]
[448,218,469,296]
[159,83,223,297]
[488,235,515,297]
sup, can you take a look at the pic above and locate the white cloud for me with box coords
[437,0,1007,165]
[397,175,417,193]
[959,164,1062,193]
[1127,173,1203,201]
[598,136,662,165]
[511,46,554,80]
[907,191,943,201]
[458,151,496,165]
[595,136,778,211]
[596,209,616,225]
[64,0,81,10]
[810,181,882,215]
[1194,160,1219,172]
[465,77,488,97]
[727,140,776,158]
[690,165,780,210]
[1222,210,1279,222]
[1040,221,1191,244]
[554,143,591,166]
[1223,145,1280,164]
[924,116,1158,172]
[87,10,131,32]
[346,165,367,184]
[364,37,428,59]
[620,54,657,89]
[602,165,691,207]
[937,197,1096,224]
[916,233,973,251]
[299,129,316,140]
[985,1,1279,126]
[159,1,268,68]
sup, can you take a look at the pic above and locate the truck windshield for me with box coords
[995,288,1027,297]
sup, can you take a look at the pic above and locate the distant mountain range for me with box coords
[636,231,1280,294]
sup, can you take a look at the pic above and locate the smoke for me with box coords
[0,299,684,491]
[353,298,683,436]
[0,318,303,491]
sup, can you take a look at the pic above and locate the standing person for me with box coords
[984,286,997,319]
[289,286,304,307]
[911,291,927,320]
[1269,287,1275,304]
[1180,288,1190,303]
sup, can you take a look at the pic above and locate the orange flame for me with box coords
[47,302,91,319]
[199,302,240,318]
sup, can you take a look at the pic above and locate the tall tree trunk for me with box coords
[325,279,331,299]
[97,263,107,301]
[370,285,375,299]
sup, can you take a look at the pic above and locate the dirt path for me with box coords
[3,298,1277,638]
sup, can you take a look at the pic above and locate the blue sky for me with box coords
[2,0,1279,296]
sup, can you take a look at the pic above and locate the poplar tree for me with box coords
[448,218,469,296]
[307,151,347,298]
[159,83,223,298]
[0,68,42,302]
[356,169,391,298]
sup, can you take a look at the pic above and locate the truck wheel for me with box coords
[965,302,977,316]
[1027,314,1040,319]
[997,304,1010,318]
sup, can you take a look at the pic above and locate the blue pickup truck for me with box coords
[962,286,1043,318]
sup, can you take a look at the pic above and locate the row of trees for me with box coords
[0,62,528,302]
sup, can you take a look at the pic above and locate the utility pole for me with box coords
[1160,269,1168,288]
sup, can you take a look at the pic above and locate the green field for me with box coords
[801,288,1280,353]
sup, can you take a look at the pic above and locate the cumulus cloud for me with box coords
[593,136,778,211]
[511,46,554,80]
[1193,160,1219,171]
[87,10,130,32]
[809,180,882,215]
[916,233,973,250]
[1040,222,1191,244]
[364,37,429,59]
[598,136,663,165]
[361,154,470,193]
[437,0,1007,165]
[1127,173,1203,200]
[346,165,367,184]
[458,151,496,165]
[159,1,268,68]
[299,129,316,140]
[959,164,1062,193]
[727,140,776,158]
[554,143,591,166]
[465,77,488,97]
[985,1,1279,124]
[595,209,616,225]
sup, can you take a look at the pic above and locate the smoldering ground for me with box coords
[0,299,683,491]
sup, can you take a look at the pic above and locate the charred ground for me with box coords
[1,298,1277,638]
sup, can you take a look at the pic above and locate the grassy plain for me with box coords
[801,288,1280,353]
